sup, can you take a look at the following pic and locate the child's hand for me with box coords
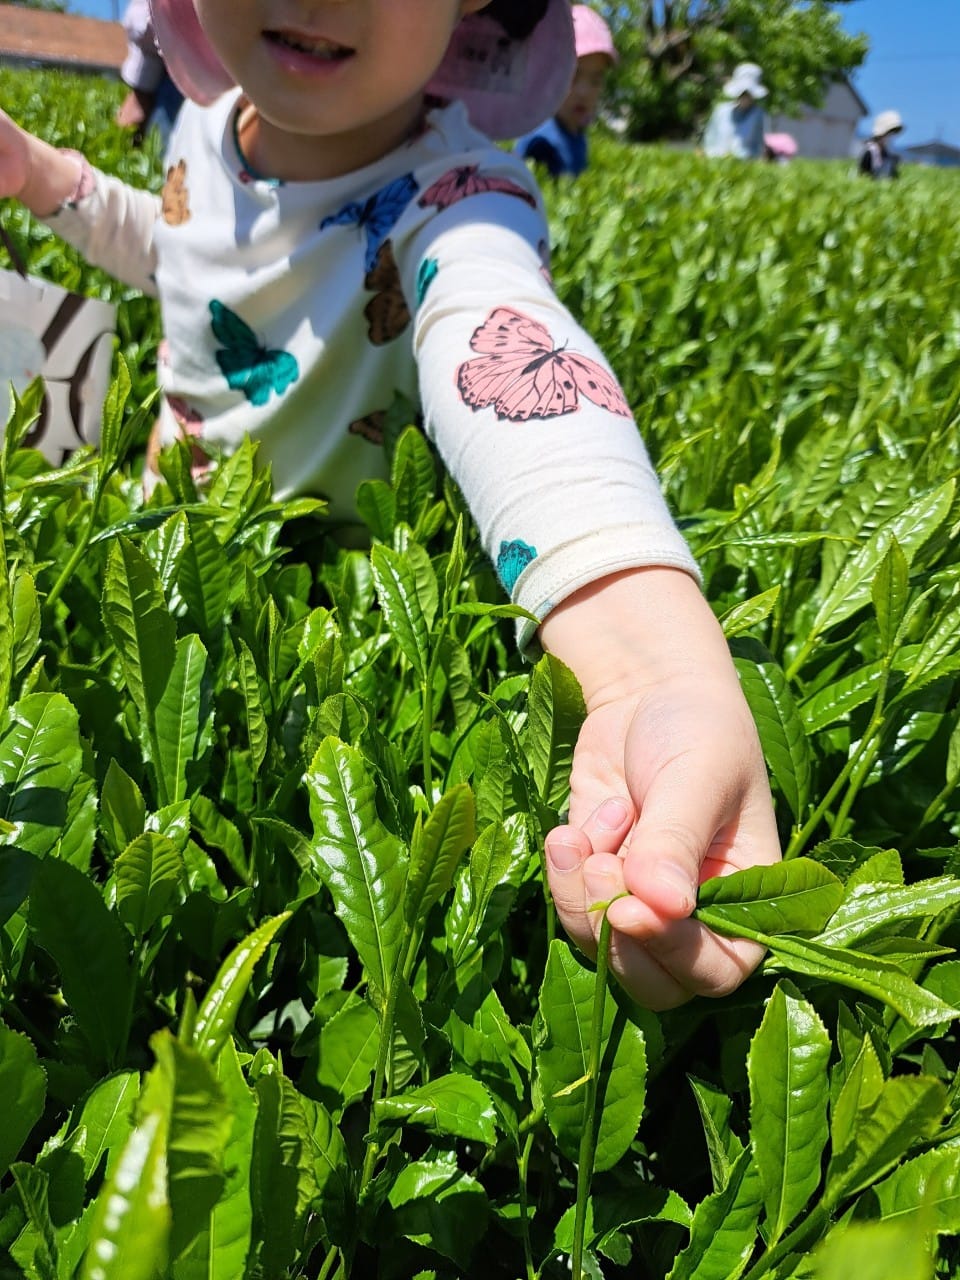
[0,108,83,217]
[538,567,781,1011]
[0,107,32,202]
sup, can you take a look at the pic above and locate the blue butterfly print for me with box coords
[416,256,439,306]
[320,172,419,273]
[209,300,299,407]
[496,539,537,594]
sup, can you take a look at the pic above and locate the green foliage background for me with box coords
[1,68,960,1280]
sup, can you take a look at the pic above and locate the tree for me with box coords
[595,0,868,142]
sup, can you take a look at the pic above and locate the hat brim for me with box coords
[723,79,768,99]
[149,0,576,141]
[427,0,576,140]
[149,0,233,106]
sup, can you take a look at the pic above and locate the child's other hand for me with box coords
[539,567,781,1011]
[0,108,84,217]
[0,107,32,202]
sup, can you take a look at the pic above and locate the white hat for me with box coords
[722,63,768,100]
[872,110,904,139]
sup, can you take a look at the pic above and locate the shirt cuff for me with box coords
[511,523,702,656]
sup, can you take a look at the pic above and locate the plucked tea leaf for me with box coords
[695,859,843,936]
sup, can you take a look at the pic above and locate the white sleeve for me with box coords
[45,158,161,297]
[405,195,700,649]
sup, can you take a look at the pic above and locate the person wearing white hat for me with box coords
[702,62,768,159]
[515,5,619,177]
[859,109,904,179]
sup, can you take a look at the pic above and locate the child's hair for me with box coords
[481,0,550,41]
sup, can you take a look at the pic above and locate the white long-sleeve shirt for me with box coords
[48,91,698,638]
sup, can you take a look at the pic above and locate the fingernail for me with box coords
[657,861,695,910]
[597,798,629,831]
[547,840,582,872]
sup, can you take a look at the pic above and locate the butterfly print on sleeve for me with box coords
[363,241,410,346]
[416,257,439,306]
[418,166,537,212]
[457,308,632,422]
[209,300,299,407]
[496,539,538,594]
[320,173,419,273]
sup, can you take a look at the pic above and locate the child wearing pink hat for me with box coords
[516,4,619,177]
[0,0,779,1012]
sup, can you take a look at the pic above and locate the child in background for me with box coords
[702,62,768,160]
[0,0,780,1010]
[859,110,904,180]
[515,5,617,177]
[115,0,184,148]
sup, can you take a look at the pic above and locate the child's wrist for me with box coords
[21,139,86,218]
[538,566,728,709]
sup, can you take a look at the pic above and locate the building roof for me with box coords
[839,74,870,118]
[0,6,126,76]
[902,140,960,161]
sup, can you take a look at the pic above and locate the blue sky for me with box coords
[841,0,960,146]
[70,0,960,148]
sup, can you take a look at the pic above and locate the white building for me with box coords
[766,78,869,160]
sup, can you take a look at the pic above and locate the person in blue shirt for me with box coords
[515,5,618,178]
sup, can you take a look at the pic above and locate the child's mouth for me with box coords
[265,30,353,62]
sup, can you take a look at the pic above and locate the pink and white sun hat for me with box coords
[148,0,577,142]
[572,5,618,63]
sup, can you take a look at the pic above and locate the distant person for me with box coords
[764,132,797,164]
[114,0,183,149]
[859,110,904,180]
[514,5,618,177]
[702,62,768,159]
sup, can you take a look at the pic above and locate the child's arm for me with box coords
[0,106,161,294]
[538,566,780,1010]
[0,107,87,216]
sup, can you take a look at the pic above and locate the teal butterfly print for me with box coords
[209,300,299,406]
[416,256,439,306]
[496,539,537,594]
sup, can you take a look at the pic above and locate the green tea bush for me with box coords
[1,70,960,1280]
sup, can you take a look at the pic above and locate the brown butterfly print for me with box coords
[363,240,410,346]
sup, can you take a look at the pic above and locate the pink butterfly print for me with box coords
[419,166,537,212]
[457,308,632,422]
